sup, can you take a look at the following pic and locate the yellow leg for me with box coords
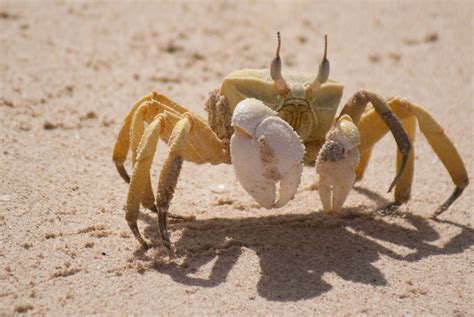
[128,101,185,210]
[154,116,192,250]
[129,104,154,210]
[339,91,411,192]
[126,114,166,249]
[117,92,213,213]
[113,95,150,183]
[395,116,416,205]
[112,92,193,183]
[356,97,468,215]
[391,99,469,216]
[125,111,187,248]
[125,111,229,249]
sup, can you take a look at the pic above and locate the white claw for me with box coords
[316,115,360,213]
[230,98,305,209]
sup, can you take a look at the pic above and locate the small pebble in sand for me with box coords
[0,194,12,202]
[368,54,381,63]
[210,184,227,193]
[43,121,58,130]
[80,111,98,120]
[15,304,33,313]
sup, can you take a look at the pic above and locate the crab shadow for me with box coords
[135,187,473,302]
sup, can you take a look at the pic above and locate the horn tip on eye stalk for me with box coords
[324,34,328,60]
[270,31,288,93]
[311,34,331,91]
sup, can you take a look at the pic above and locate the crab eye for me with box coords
[270,32,289,93]
[311,34,330,91]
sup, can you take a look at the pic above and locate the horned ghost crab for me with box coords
[113,33,469,250]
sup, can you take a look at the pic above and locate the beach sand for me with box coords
[1,1,473,315]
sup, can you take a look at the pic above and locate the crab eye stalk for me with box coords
[311,34,330,91]
[270,32,289,93]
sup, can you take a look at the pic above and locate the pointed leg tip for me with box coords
[432,186,465,219]
[162,238,171,250]
[160,238,175,258]
[128,222,148,247]
[387,176,400,193]
[115,163,130,183]
[158,210,173,251]
[431,205,448,220]
[430,214,440,221]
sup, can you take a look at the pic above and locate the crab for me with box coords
[113,33,469,250]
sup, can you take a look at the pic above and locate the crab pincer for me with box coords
[230,98,305,209]
[316,115,360,213]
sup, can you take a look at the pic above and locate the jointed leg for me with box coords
[128,100,196,212]
[339,90,411,192]
[117,92,207,214]
[392,98,468,217]
[126,113,188,249]
[394,116,416,205]
[376,115,416,214]
[154,117,191,250]
[126,114,166,249]
[113,95,150,183]
[125,111,229,249]
[112,92,192,184]
[129,103,155,210]
[354,115,414,190]
[352,96,468,216]
[126,112,190,249]
[154,114,231,248]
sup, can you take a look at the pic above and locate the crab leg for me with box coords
[353,97,468,216]
[126,109,228,249]
[113,95,150,183]
[113,92,190,183]
[394,98,468,216]
[117,93,211,221]
[127,100,189,215]
[154,117,191,250]
[354,116,416,209]
[129,103,155,210]
[338,90,411,193]
[394,116,416,206]
[126,114,167,249]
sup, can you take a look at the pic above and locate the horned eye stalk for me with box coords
[311,34,330,91]
[270,33,330,94]
[270,32,289,93]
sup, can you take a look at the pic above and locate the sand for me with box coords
[1,1,473,315]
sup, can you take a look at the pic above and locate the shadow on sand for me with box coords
[133,186,473,302]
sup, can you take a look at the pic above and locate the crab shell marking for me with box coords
[230,98,305,209]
